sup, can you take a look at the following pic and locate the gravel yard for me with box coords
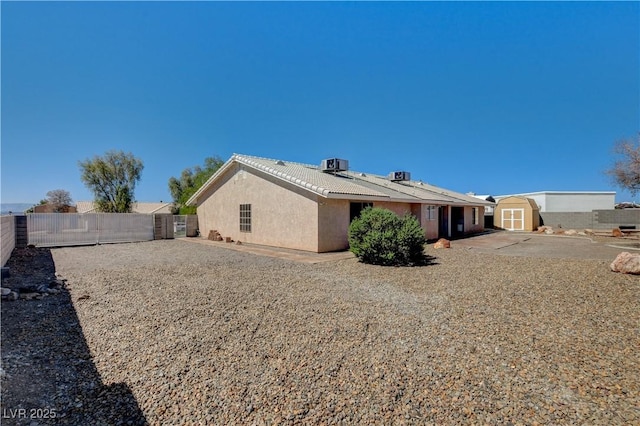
[2,238,639,425]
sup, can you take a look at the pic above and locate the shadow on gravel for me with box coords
[415,254,439,266]
[1,247,147,425]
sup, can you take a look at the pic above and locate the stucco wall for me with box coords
[196,164,320,252]
[464,206,485,234]
[410,204,439,240]
[317,199,351,252]
[423,211,439,240]
[374,201,413,217]
[318,201,438,251]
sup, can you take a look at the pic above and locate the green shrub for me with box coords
[348,207,427,266]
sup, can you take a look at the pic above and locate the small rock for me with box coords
[434,238,451,249]
[1,287,11,296]
[19,292,40,300]
[565,229,578,236]
[584,229,594,235]
[535,226,549,234]
[7,291,18,301]
[236,240,242,245]
[544,229,554,235]
[610,252,640,275]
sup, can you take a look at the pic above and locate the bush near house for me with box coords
[348,207,427,266]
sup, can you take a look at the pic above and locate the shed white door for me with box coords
[501,208,524,231]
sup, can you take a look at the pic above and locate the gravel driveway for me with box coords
[2,239,639,425]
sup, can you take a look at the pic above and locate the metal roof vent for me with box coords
[275,160,285,166]
[388,171,411,182]
[320,158,349,173]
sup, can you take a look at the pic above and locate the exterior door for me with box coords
[501,208,524,231]
[438,206,449,238]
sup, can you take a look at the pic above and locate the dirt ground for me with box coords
[1,234,638,425]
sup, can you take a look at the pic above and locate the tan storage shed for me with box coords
[494,196,540,231]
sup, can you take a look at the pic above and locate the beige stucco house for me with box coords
[187,154,494,252]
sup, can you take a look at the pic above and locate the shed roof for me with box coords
[496,196,540,211]
[187,154,494,207]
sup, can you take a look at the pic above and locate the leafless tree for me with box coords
[606,134,640,196]
[46,189,73,212]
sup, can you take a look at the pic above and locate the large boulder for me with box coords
[612,228,624,238]
[610,252,640,275]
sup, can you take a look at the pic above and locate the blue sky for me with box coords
[2,1,639,204]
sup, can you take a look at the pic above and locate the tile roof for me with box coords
[131,202,173,214]
[188,154,494,207]
[75,201,97,213]
[75,201,173,214]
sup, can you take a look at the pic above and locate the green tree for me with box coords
[79,150,144,213]
[348,207,427,266]
[169,156,224,214]
[606,134,640,196]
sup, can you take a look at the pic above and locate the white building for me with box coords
[467,194,495,215]
[493,191,615,213]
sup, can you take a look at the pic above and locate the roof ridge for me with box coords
[233,153,319,170]
[234,154,331,197]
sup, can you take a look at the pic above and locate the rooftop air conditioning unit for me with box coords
[389,171,411,182]
[321,158,349,172]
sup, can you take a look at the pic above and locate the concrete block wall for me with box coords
[186,215,199,237]
[539,212,594,229]
[540,209,640,230]
[594,209,640,229]
[1,216,16,267]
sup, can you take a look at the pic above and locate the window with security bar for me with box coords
[240,204,252,232]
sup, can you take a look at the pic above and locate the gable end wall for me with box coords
[196,164,320,251]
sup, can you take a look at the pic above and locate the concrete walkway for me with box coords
[452,231,629,260]
[181,237,355,264]
[181,231,634,263]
